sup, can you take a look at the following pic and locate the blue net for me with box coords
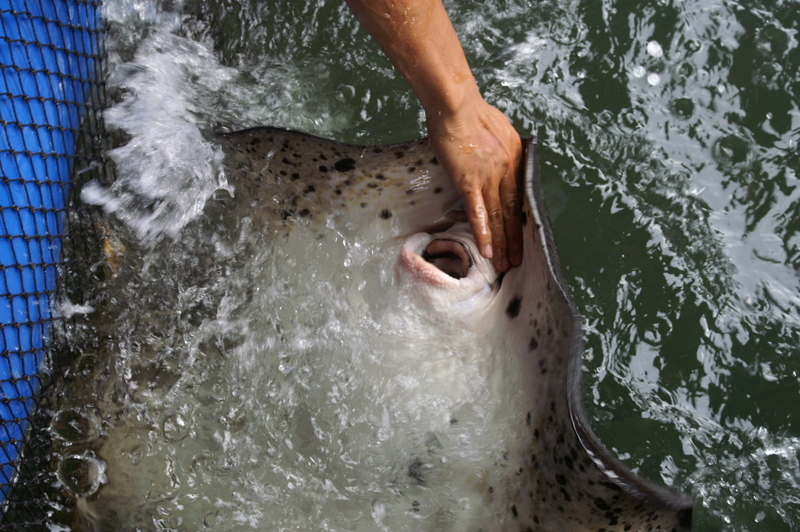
[0,0,105,525]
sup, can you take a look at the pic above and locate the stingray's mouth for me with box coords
[422,239,473,280]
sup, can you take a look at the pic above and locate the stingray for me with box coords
[218,127,694,531]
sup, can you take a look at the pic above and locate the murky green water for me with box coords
[63,0,800,529]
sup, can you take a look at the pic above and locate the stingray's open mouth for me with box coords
[422,239,473,280]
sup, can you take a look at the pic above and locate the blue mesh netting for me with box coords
[0,0,105,525]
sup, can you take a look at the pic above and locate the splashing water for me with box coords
[50,0,800,530]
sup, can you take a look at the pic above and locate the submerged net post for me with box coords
[0,0,105,522]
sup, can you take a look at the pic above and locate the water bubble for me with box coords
[596,110,615,126]
[755,26,790,59]
[647,41,664,58]
[162,409,191,442]
[647,73,661,86]
[51,409,99,444]
[670,98,695,119]
[619,108,647,131]
[712,135,750,166]
[57,454,107,497]
[685,39,703,54]
[677,62,695,78]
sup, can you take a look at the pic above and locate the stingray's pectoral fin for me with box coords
[217,127,463,235]
[516,137,694,531]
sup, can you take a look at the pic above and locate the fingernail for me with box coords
[511,251,522,265]
[499,256,510,271]
[483,244,493,259]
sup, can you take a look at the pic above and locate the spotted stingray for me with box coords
[219,127,694,531]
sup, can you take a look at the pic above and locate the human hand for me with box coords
[426,97,523,272]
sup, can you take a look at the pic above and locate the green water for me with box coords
[97,0,799,529]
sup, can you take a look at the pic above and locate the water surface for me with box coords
[54,0,800,530]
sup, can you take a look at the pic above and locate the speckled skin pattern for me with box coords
[219,127,694,531]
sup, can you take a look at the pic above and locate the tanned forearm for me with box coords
[344,0,480,116]
[346,0,523,272]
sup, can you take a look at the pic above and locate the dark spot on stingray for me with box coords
[305,185,315,194]
[360,203,367,208]
[511,505,518,518]
[280,209,294,220]
[595,498,612,511]
[291,173,299,180]
[430,156,439,165]
[282,157,295,166]
[335,189,342,195]
[282,140,290,149]
[319,153,327,161]
[561,488,572,502]
[411,501,419,512]
[408,166,416,173]
[249,137,260,145]
[533,429,539,439]
[367,183,379,189]
[521,210,528,226]
[380,209,392,220]
[506,296,522,318]
[488,486,494,493]
[410,201,416,206]
[529,337,539,351]
[551,401,556,413]
[450,416,457,424]
[334,158,356,172]
[343,179,352,186]
[395,151,405,159]
[434,187,443,194]
[319,165,328,173]
[564,455,574,470]
[405,189,414,195]
[376,173,386,180]
[279,170,287,176]
[526,411,531,426]
[548,328,553,336]
[298,209,311,217]
[556,474,567,486]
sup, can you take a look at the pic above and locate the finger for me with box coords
[483,184,509,272]
[500,168,523,266]
[461,186,493,260]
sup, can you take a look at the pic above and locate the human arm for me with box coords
[345,0,523,271]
